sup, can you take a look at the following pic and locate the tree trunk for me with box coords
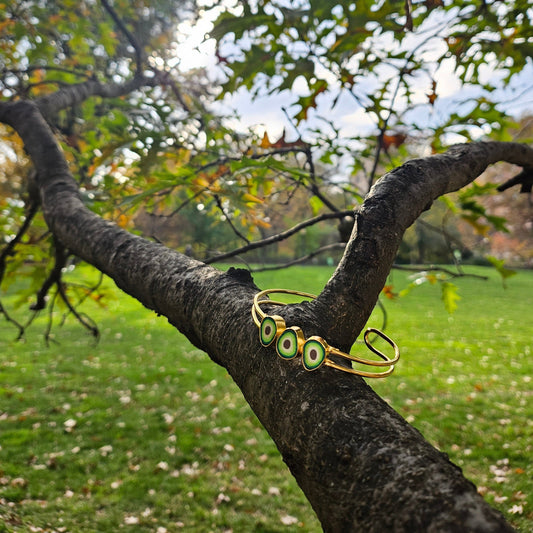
[2,98,531,531]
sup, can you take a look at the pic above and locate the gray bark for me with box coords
[1,96,531,532]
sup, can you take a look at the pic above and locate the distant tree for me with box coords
[1,1,532,530]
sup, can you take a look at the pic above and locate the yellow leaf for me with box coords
[253,217,271,229]
[193,175,210,188]
[262,179,274,197]
[117,214,130,228]
[242,193,263,204]
[260,132,271,149]
[461,215,490,236]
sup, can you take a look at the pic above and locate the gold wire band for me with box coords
[251,289,400,378]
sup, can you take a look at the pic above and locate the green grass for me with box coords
[0,265,531,532]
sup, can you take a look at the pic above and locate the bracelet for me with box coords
[252,289,400,378]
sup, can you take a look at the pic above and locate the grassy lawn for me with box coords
[0,265,531,532]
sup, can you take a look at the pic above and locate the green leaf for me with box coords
[487,256,516,287]
[309,196,324,216]
[211,11,274,41]
[441,282,460,314]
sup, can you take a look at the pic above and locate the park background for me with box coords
[0,263,531,531]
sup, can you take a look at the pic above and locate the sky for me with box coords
[171,3,533,144]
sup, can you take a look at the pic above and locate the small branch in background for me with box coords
[392,263,489,280]
[416,217,471,267]
[0,200,39,282]
[57,282,100,341]
[0,299,25,338]
[205,211,353,264]
[252,242,346,272]
[62,271,105,308]
[16,312,40,341]
[0,200,40,339]
[306,158,341,213]
[30,241,69,311]
[277,126,339,213]
[214,194,249,244]
[27,79,72,91]
[281,106,302,138]
[43,290,60,347]
[497,167,533,194]
[100,0,144,76]
[1,65,93,79]
[404,0,413,31]
[156,70,192,113]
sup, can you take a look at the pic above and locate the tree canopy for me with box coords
[1,0,532,530]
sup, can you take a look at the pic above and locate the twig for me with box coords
[57,281,100,341]
[304,145,340,213]
[1,65,93,79]
[392,264,488,280]
[205,211,353,264]
[0,201,39,282]
[30,241,69,311]
[252,243,346,272]
[416,218,470,255]
[156,71,192,113]
[497,167,533,194]
[43,290,60,347]
[214,194,249,244]
[0,299,25,338]
[100,0,144,76]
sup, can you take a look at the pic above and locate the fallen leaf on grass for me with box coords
[124,515,139,525]
[280,514,299,525]
[63,418,76,432]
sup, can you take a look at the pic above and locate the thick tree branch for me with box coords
[0,99,523,532]
[317,142,533,349]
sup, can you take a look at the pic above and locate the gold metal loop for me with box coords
[364,327,401,365]
[253,289,316,322]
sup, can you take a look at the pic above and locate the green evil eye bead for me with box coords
[302,336,328,371]
[260,315,285,347]
[276,326,304,360]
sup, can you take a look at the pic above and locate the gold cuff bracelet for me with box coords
[252,289,400,378]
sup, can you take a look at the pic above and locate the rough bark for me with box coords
[2,97,531,532]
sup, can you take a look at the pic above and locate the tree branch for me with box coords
[214,194,249,244]
[100,0,144,76]
[317,142,533,349]
[204,211,354,264]
[252,242,345,272]
[57,281,100,340]
[392,263,488,281]
[0,299,25,338]
[0,200,39,282]
[30,240,69,311]
[497,166,533,193]
[35,76,156,119]
[1,98,524,532]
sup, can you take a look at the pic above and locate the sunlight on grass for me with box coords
[0,266,531,531]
